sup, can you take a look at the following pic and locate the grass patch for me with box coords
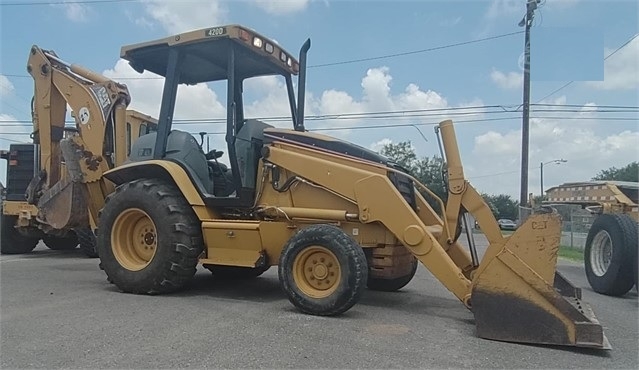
[558,246,584,262]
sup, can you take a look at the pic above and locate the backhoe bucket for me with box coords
[35,136,90,231]
[36,177,88,230]
[471,212,610,349]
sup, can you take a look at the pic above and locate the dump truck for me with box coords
[546,181,638,296]
[3,25,611,350]
[0,46,157,257]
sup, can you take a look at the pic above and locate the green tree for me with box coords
[592,162,638,182]
[380,141,446,203]
[481,193,519,220]
[379,141,521,221]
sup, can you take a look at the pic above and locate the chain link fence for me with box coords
[557,205,596,251]
[519,204,594,251]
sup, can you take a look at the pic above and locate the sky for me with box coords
[0,0,637,200]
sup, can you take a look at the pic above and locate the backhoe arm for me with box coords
[26,45,131,230]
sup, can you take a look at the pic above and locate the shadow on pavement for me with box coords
[1,249,93,260]
[171,271,286,303]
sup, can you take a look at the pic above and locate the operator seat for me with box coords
[234,119,274,191]
[204,149,234,196]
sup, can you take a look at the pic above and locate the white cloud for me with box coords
[318,90,364,117]
[469,107,639,197]
[103,59,226,121]
[245,67,452,131]
[244,75,300,125]
[0,114,31,146]
[369,138,392,152]
[546,0,581,10]
[254,0,311,15]
[483,0,580,28]
[124,9,154,29]
[490,69,522,89]
[0,75,15,98]
[0,114,19,128]
[51,1,91,22]
[100,62,457,154]
[439,16,462,27]
[586,36,639,90]
[142,0,228,34]
[484,0,521,20]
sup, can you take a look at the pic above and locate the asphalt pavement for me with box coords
[1,237,637,369]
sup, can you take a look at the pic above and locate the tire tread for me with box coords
[97,178,203,295]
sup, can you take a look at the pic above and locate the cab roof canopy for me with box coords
[120,24,299,85]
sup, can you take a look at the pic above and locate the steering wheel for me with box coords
[205,149,224,160]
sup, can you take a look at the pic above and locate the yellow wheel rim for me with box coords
[111,208,157,271]
[293,246,341,299]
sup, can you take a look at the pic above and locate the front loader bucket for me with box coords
[471,212,610,349]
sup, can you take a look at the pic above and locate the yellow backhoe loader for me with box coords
[90,25,610,349]
[4,25,610,350]
[0,47,157,257]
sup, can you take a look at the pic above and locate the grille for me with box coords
[4,144,36,201]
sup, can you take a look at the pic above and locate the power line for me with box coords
[0,31,525,79]
[0,73,163,80]
[0,0,137,6]
[0,136,30,143]
[536,33,639,103]
[2,114,635,140]
[469,164,544,180]
[308,31,524,68]
[0,104,506,125]
[0,116,522,134]
[469,169,525,180]
[0,108,636,127]
[532,103,639,109]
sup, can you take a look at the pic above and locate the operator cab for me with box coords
[120,25,307,208]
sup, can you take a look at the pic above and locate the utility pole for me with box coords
[518,0,540,216]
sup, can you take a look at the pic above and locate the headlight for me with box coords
[253,37,263,48]
[265,43,274,54]
[280,51,287,62]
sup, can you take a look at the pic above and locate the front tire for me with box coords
[584,214,636,296]
[278,224,368,316]
[0,206,39,255]
[96,179,204,295]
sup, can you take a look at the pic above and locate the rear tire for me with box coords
[96,179,204,295]
[0,205,39,255]
[584,214,636,296]
[278,224,368,316]
[43,233,78,251]
[367,257,418,292]
[204,264,270,279]
[76,228,99,258]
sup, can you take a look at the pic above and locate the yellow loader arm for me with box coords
[263,120,609,349]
